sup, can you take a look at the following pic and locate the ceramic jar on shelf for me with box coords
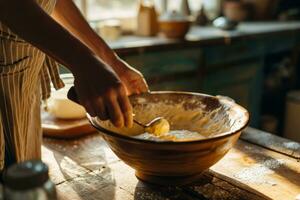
[136,0,159,36]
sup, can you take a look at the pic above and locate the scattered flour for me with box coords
[283,142,300,151]
[234,159,284,185]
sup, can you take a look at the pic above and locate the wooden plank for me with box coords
[43,134,119,171]
[242,127,300,159]
[95,161,198,200]
[42,111,95,139]
[186,172,264,200]
[43,128,300,200]
[209,140,300,200]
[43,136,199,200]
[56,172,133,200]
[42,145,89,185]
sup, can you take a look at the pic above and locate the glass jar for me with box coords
[3,160,57,200]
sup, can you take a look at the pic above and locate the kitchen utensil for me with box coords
[159,10,191,38]
[179,0,191,16]
[202,0,222,20]
[223,0,248,22]
[96,20,121,41]
[136,0,159,36]
[213,16,238,30]
[67,87,168,135]
[133,117,162,129]
[195,5,209,26]
[159,0,168,15]
[133,117,170,136]
[88,91,249,185]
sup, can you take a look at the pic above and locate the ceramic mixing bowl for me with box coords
[88,91,249,185]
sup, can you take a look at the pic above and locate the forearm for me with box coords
[52,0,119,66]
[0,0,98,75]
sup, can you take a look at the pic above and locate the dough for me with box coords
[47,89,86,119]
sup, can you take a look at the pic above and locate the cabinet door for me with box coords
[202,60,264,126]
[123,48,202,79]
[150,76,201,92]
[204,41,264,67]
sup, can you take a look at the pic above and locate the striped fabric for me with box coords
[0,0,64,170]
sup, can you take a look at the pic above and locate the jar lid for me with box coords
[3,160,49,190]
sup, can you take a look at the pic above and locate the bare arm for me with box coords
[0,0,93,73]
[52,0,117,66]
[52,0,148,95]
[0,0,133,128]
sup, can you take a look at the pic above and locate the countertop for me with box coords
[109,22,300,55]
[42,127,300,200]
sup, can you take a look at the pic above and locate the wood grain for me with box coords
[42,129,300,200]
[210,140,300,200]
[42,111,95,139]
[242,127,300,159]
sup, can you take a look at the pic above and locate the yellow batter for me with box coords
[144,118,170,136]
[134,130,206,142]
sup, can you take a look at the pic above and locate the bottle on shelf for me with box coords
[136,0,159,36]
[179,0,191,17]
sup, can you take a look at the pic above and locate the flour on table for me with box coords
[234,158,284,185]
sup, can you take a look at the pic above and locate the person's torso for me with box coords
[0,0,57,42]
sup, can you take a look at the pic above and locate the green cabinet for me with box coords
[123,45,264,126]
[123,48,203,92]
[203,41,264,67]
[123,48,202,79]
[202,60,264,126]
[150,76,200,92]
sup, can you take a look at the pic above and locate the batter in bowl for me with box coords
[134,117,206,142]
[134,130,206,142]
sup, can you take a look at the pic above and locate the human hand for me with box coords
[71,56,133,128]
[111,58,149,95]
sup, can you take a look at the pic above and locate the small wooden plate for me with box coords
[42,111,96,139]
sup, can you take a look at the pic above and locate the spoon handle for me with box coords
[133,119,146,128]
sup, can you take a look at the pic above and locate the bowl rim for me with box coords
[88,91,250,145]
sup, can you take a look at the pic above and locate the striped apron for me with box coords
[0,0,64,170]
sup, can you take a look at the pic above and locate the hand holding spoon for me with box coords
[67,86,170,136]
[133,117,170,136]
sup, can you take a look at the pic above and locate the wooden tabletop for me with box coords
[42,127,300,200]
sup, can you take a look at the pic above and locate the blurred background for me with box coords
[62,0,300,141]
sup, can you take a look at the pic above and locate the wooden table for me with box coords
[42,128,300,200]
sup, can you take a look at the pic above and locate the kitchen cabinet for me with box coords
[59,22,300,128]
[123,48,202,78]
[123,48,203,92]
[122,43,265,126]
[202,59,264,126]
[203,40,264,67]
